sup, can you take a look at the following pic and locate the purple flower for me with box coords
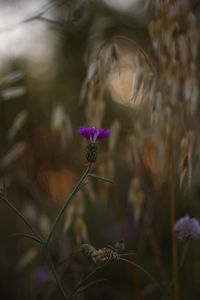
[174,215,200,240]
[78,126,110,143]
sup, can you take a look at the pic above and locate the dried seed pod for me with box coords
[80,244,97,262]
[128,177,144,222]
[141,71,154,101]
[8,110,28,141]
[132,67,145,101]
[94,248,119,262]
[80,79,91,103]
[110,43,120,65]
[85,99,105,128]
[108,120,121,153]
[109,43,120,76]
[92,58,102,100]
[80,58,103,103]
[179,131,195,188]
[51,104,72,149]
[1,141,26,168]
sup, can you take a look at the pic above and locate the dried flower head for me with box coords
[93,247,119,262]
[174,215,200,240]
[179,131,194,188]
[80,244,97,262]
[80,244,119,263]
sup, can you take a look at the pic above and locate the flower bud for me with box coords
[86,143,98,163]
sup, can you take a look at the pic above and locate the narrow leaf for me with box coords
[88,173,113,184]
[9,233,42,243]
[119,253,136,257]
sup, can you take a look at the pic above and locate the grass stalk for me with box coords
[168,133,179,300]
[45,246,68,300]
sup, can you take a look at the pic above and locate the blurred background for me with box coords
[0,0,200,299]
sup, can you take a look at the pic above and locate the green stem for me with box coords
[0,194,43,242]
[45,246,68,300]
[168,133,179,300]
[162,240,190,299]
[46,163,92,245]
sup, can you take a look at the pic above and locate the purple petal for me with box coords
[78,127,90,140]
[78,126,110,142]
[96,128,110,141]
[174,215,200,240]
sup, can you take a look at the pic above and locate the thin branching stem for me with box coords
[162,240,190,299]
[45,246,68,300]
[0,194,43,242]
[46,163,92,245]
[42,163,92,298]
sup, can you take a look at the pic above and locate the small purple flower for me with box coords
[174,215,200,240]
[78,126,110,143]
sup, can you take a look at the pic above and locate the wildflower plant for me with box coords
[0,127,158,299]
[163,215,200,299]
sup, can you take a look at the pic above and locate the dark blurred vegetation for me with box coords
[0,0,200,299]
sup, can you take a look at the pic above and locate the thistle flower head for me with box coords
[174,215,200,240]
[78,126,110,143]
[80,244,119,263]
[80,244,97,260]
[93,247,119,262]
